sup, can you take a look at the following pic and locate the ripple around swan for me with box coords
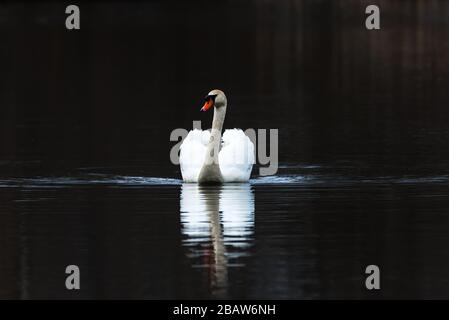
[0,175,183,188]
[1,173,449,188]
[249,175,308,185]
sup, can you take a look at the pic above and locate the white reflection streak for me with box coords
[180,183,255,296]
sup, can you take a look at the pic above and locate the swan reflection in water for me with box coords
[180,183,255,297]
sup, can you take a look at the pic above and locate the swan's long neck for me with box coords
[198,104,227,183]
[207,106,226,162]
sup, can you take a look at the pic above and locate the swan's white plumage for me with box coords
[179,129,210,182]
[219,129,254,182]
[179,129,254,183]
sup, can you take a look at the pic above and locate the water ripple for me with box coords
[1,173,449,188]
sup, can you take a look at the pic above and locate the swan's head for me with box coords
[201,89,227,112]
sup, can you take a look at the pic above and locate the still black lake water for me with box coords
[1,163,449,299]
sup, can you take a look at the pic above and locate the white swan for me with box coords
[179,89,254,183]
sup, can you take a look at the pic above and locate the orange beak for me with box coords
[201,99,214,112]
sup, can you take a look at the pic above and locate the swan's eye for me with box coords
[204,94,217,102]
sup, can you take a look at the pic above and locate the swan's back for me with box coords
[179,129,254,183]
[219,129,254,182]
[179,129,210,182]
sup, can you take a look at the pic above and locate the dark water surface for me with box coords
[2,166,449,299]
[1,1,449,299]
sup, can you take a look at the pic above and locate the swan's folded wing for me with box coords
[219,129,255,182]
[179,129,210,182]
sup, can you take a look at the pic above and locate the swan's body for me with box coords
[180,128,254,183]
[179,90,254,183]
